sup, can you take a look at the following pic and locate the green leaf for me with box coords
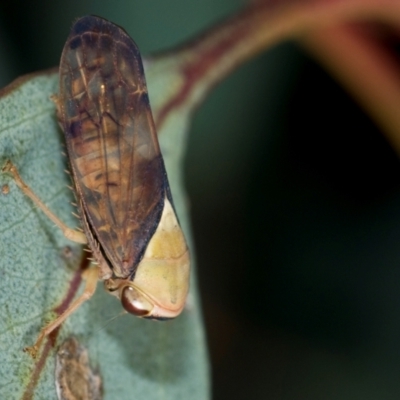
[0,69,209,398]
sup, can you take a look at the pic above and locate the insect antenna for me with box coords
[94,310,128,335]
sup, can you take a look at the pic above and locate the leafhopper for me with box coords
[3,15,190,357]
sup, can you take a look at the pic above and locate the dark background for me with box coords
[2,1,400,399]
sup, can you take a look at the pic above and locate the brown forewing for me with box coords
[57,16,167,278]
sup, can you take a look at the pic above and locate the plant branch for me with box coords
[153,0,400,154]
[300,24,400,155]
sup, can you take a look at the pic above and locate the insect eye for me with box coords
[121,286,154,317]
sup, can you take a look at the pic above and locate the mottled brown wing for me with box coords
[58,16,168,278]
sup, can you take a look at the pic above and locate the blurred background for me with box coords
[2,1,400,399]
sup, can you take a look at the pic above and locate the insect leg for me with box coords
[24,266,99,358]
[2,160,87,244]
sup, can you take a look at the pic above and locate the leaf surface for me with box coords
[0,67,208,399]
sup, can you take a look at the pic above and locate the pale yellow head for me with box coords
[105,197,190,319]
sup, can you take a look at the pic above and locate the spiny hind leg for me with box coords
[24,266,99,358]
[2,160,87,244]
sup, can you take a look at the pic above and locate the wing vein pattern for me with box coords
[58,17,166,278]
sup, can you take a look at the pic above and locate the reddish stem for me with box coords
[154,0,400,154]
[21,255,90,400]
